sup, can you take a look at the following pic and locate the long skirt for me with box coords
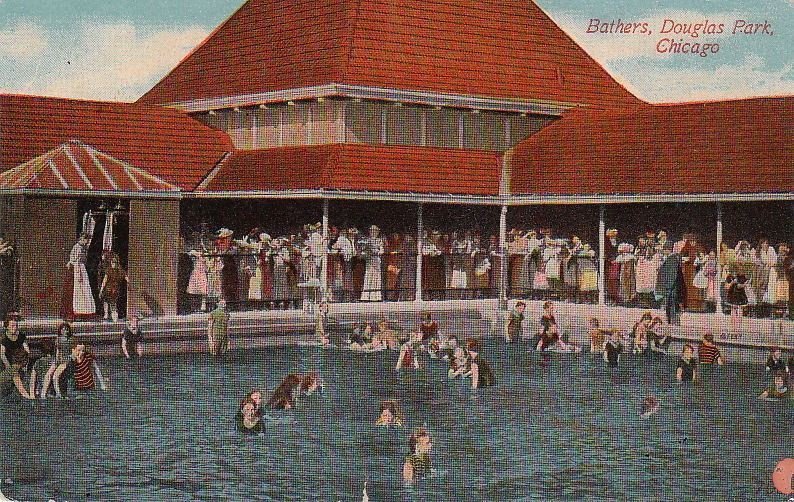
[187,257,209,296]
[272,263,290,301]
[72,264,96,315]
[361,257,383,301]
[606,262,621,300]
[635,258,658,294]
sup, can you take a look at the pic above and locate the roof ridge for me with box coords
[196,152,233,191]
[340,0,363,83]
[136,0,254,104]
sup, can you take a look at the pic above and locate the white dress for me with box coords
[760,247,778,304]
[69,242,96,315]
[361,237,384,301]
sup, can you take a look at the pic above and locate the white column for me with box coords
[598,204,606,305]
[715,201,723,313]
[499,204,508,309]
[415,203,423,302]
[321,199,329,301]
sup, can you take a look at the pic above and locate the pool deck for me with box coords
[16,299,793,361]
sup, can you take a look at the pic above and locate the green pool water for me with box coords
[0,339,791,501]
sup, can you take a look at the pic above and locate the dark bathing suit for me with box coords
[677,358,697,381]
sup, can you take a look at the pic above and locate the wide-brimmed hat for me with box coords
[258,232,272,242]
[216,228,234,238]
[606,228,618,236]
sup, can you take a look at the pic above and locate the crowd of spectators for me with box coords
[178,222,794,321]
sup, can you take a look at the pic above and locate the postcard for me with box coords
[0,0,791,500]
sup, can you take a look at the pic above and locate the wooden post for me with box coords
[321,198,329,301]
[415,203,423,302]
[715,201,723,313]
[598,204,606,305]
[499,204,508,310]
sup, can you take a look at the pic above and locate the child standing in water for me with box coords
[403,428,433,483]
[505,301,526,343]
[766,348,787,373]
[315,301,330,347]
[588,318,606,354]
[467,338,495,389]
[121,315,144,358]
[603,330,623,368]
[207,299,230,356]
[675,344,698,383]
[758,372,790,400]
[448,347,469,379]
[396,332,422,371]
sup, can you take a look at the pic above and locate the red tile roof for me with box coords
[138,0,639,108]
[508,97,794,197]
[0,141,179,192]
[0,94,233,190]
[199,144,502,195]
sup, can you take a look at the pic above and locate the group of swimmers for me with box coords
[511,300,793,404]
[234,373,323,434]
[0,315,109,400]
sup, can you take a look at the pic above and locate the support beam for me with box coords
[715,201,723,313]
[321,199,329,300]
[598,204,606,305]
[499,205,508,310]
[415,203,423,302]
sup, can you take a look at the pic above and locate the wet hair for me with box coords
[57,322,73,338]
[267,374,301,409]
[239,397,257,414]
[408,427,430,454]
[543,301,553,310]
[299,373,321,393]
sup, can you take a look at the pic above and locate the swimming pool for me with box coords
[0,339,790,501]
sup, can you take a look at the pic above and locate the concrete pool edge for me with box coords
[14,299,794,359]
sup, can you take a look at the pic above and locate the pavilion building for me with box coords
[0,0,790,319]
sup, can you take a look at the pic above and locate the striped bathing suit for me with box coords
[74,352,95,390]
[697,343,721,365]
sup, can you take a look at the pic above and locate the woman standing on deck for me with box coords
[360,225,385,302]
[62,233,96,319]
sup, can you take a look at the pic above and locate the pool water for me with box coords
[1,339,791,501]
